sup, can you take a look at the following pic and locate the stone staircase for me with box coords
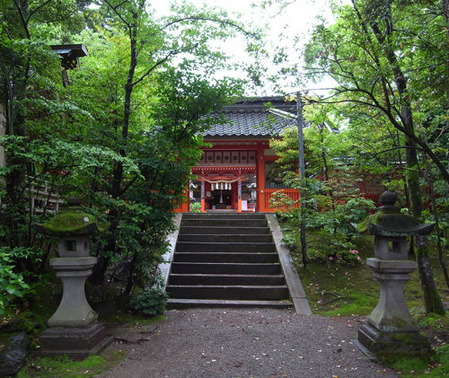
[166,213,293,308]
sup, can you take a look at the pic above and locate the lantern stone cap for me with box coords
[50,44,88,70]
[36,197,106,236]
[358,191,435,236]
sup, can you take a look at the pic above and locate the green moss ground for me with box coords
[3,275,167,377]
[14,313,167,377]
[17,351,128,377]
[295,234,449,376]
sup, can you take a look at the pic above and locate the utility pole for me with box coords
[296,92,308,266]
[268,93,309,266]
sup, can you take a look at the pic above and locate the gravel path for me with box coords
[98,308,398,378]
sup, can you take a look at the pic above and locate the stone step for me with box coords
[165,213,296,309]
[168,274,286,286]
[170,262,282,275]
[176,241,276,253]
[166,285,290,300]
[174,252,279,264]
[179,226,270,235]
[182,214,266,220]
[167,298,293,309]
[177,233,273,243]
[181,219,268,227]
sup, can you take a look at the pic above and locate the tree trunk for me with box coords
[91,3,140,286]
[366,0,444,314]
[417,248,445,314]
[428,171,449,290]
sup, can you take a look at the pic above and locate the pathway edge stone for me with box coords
[266,213,312,315]
[159,213,182,289]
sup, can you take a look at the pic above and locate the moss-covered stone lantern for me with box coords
[37,197,102,258]
[36,197,111,358]
[355,190,433,359]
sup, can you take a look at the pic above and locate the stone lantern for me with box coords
[36,198,111,358]
[355,190,433,358]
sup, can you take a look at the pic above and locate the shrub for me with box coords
[0,248,31,315]
[335,249,362,265]
[190,202,201,213]
[272,175,375,265]
[129,286,168,316]
[306,230,362,265]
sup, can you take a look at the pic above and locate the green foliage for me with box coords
[272,163,375,264]
[298,236,449,375]
[306,230,359,265]
[302,9,449,323]
[190,202,201,213]
[321,291,376,317]
[0,248,30,315]
[382,356,431,376]
[1,0,257,306]
[129,285,168,316]
[419,312,449,331]
[303,0,449,188]
[19,352,127,377]
[429,344,449,377]
[298,236,379,316]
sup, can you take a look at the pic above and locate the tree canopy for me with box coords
[0,0,264,310]
[300,0,449,313]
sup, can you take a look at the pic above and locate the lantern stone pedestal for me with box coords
[47,257,98,328]
[39,257,111,358]
[354,191,433,360]
[356,258,430,358]
[37,199,111,358]
[39,323,109,357]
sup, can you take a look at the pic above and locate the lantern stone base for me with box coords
[355,323,431,360]
[39,323,112,359]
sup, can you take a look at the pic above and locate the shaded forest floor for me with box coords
[295,235,449,376]
[6,234,449,377]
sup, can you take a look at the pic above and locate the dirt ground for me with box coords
[97,308,398,378]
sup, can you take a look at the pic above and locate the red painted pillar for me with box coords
[174,187,189,212]
[256,146,266,212]
[200,180,206,213]
[237,179,242,213]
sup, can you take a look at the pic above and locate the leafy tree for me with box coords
[0,0,261,311]
[0,1,97,290]
[270,102,375,264]
[1,0,72,247]
[302,0,447,313]
[64,0,255,293]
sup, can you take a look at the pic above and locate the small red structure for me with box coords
[176,97,299,213]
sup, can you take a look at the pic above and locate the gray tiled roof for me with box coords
[203,97,296,138]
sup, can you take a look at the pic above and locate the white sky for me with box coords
[153,0,344,95]
[153,0,335,33]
